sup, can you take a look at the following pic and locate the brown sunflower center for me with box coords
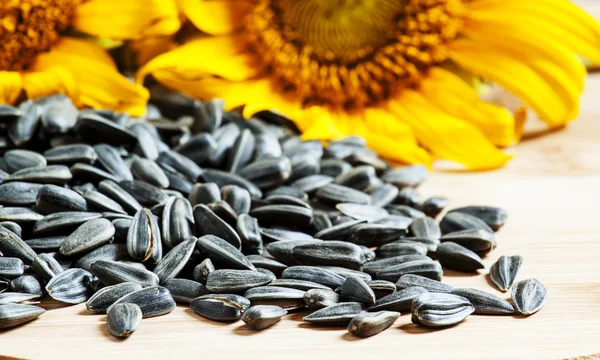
[246,0,464,109]
[0,0,78,72]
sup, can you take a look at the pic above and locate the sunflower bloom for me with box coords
[138,0,600,169]
[0,0,180,115]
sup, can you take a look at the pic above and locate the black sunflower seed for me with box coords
[361,255,429,277]
[375,241,428,259]
[164,278,208,303]
[108,285,176,318]
[385,204,426,219]
[281,266,345,290]
[436,242,485,273]
[511,279,547,316]
[193,204,242,249]
[368,286,429,312]
[200,169,263,199]
[0,257,24,278]
[188,182,221,207]
[196,235,255,270]
[119,180,169,207]
[152,238,196,284]
[59,218,115,256]
[489,255,523,292]
[236,214,263,255]
[0,227,37,264]
[36,185,87,214]
[347,310,400,338]
[205,269,273,293]
[303,288,340,309]
[381,164,428,188]
[340,275,376,306]
[244,286,305,310]
[409,217,441,239]
[74,113,138,145]
[8,101,39,146]
[107,303,142,338]
[411,292,474,328]
[449,206,508,231]
[0,182,43,206]
[416,196,449,218]
[192,258,214,284]
[440,212,494,235]
[376,259,443,282]
[0,303,45,329]
[4,150,47,173]
[131,157,170,188]
[396,274,453,293]
[86,282,143,313]
[221,185,251,215]
[91,260,159,288]
[127,208,162,263]
[43,144,97,165]
[290,174,334,194]
[451,288,514,315]
[45,268,93,304]
[303,302,365,325]
[5,165,72,185]
[241,305,287,330]
[315,183,371,206]
[249,204,313,228]
[291,241,366,270]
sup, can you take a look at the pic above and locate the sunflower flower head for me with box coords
[139,0,600,169]
[0,0,180,115]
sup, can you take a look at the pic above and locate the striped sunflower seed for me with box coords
[396,274,453,293]
[161,196,193,249]
[131,157,169,188]
[196,235,255,270]
[416,196,448,218]
[4,150,47,173]
[394,187,421,207]
[385,204,426,219]
[0,292,40,305]
[221,185,251,215]
[244,286,306,310]
[291,174,334,194]
[59,218,115,256]
[163,278,208,303]
[303,302,365,325]
[74,113,137,145]
[334,165,377,191]
[33,211,102,235]
[200,169,263,199]
[411,292,474,328]
[7,101,39,146]
[375,241,428,259]
[0,303,45,329]
[10,275,44,296]
[4,165,72,185]
[288,155,320,183]
[511,279,547,316]
[127,208,162,263]
[108,286,175,318]
[90,260,159,287]
[319,159,352,178]
[450,206,508,231]
[74,243,129,271]
[440,212,494,235]
[153,238,196,284]
[236,214,263,255]
[376,259,443,282]
[0,257,24,278]
[366,280,396,299]
[190,297,244,322]
[261,228,312,243]
[269,279,331,292]
[265,240,322,265]
[318,266,371,282]
[45,268,93,304]
[348,311,400,338]
[368,286,429,312]
[241,305,287,330]
[409,217,441,239]
[340,275,376,306]
[336,203,389,222]
[188,183,220,207]
[246,255,287,277]
[249,204,313,228]
[361,255,429,276]
[0,182,44,206]
[281,266,345,290]
[43,144,97,165]
[94,143,133,181]
[440,229,496,255]
[70,163,120,183]
[207,200,238,227]
[193,204,241,249]
[381,164,427,188]
[98,180,143,215]
[119,180,169,207]
[174,133,217,166]
[0,207,44,224]
[107,303,142,338]
[0,227,37,264]
[192,258,214,284]
[314,219,365,241]
[253,133,282,161]
[86,282,143,313]
[36,185,88,214]
[436,242,485,273]
[157,150,203,182]
[451,288,514,315]
[315,183,371,206]
[489,255,523,292]
[291,241,366,270]
[265,186,308,201]
[0,222,21,238]
[32,254,64,282]
[304,288,340,309]
[205,269,272,293]
[348,224,407,247]
[79,188,126,214]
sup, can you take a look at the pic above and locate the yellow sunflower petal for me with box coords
[137,35,260,83]
[178,0,254,35]
[73,0,180,39]
[50,37,117,69]
[22,66,78,102]
[388,91,512,170]
[421,68,523,147]
[0,72,23,104]
[30,38,149,116]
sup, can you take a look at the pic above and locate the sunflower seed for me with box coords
[264,239,320,265]
[226,129,255,172]
[253,133,283,160]
[161,165,193,195]
[382,164,427,188]
[319,159,352,178]
[366,280,396,299]
[98,180,143,215]
[449,206,507,231]
[340,275,376,306]
[192,258,214,284]
[207,200,239,226]
[32,254,63,281]
[368,184,399,208]
[85,282,143,313]
[92,144,133,181]
[244,286,306,310]
[153,238,196,284]
[377,259,443,282]
[200,169,263,199]
[489,255,522,292]
[0,258,24,278]
[241,305,287,330]
[348,310,400,337]
[45,268,93,304]
[303,302,365,325]
[8,101,39,146]
[119,180,169,207]
[221,185,251,215]
[164,278,208,303]
[416,197,448,218]
[235,214,262,255]
[411,292,474,327]
[205,269,272,293]
[375,241,428,258]
[128,157,169,189]
[107,303,142,338]
[192,99,223,133]
[0,227,37,264]
[250,204,313,228]
[314,219,365,240]
[440,212,494,235]
[303,288,340,309]
[59,218,115,256]
[335,203,388,223]
[127,208,162,263]
[0,222,21,238]
[288,155,320,183]
[409,217,441,239]
[281,266,345,289]
[197,293,251,312]
[333,165,377,192]
[291,174,334,194]
[74,113,138,145]
[196,234,253,270]
[157,150,203,181]
[269,279,330,292]
[451,288,514,315]
[91,260,159,287]
[10,275,44,296]
[436,242,485,273]
[368,286,429,313]
[283,140,323,161]
[129,124,159,161]
[4,150,47,173]
[69,163,120,183]
[511,279,547,315]
[396,274,453,293]
[74,243,129,271]
[385,205,426,219]
[260,228,312,243]
[208,122,240,166]
[174,133,218,165]
[265,186,308,201]
[393,187,421,207]
[80,188,126,214]
[190,297,244,322]
[4,165,71,185]
[315,184,371,206]
[0,104,22,120]
[32,212,98,236]
[109,286,176,318]
[395,237,440,254]
[292,241,366,270]
[348,224,407,247]
[188,183,221,207]
[361,255,429,276]
[35,185,87,214]
[43,144,97,165]
[0,303,45,329]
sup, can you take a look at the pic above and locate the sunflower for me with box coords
[0,0,180,116]
[138,0,600,169]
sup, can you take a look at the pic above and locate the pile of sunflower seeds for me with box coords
[0,94,547,338]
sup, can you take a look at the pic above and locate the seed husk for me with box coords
[0,257,24,278]
[269,279,331,292]
[0,182,44,206]
[281,266,345,290]
[394,187,422,207]
[157,150,203,182]
[246,255,287,277]
[7,101,39,146]
[32,254,63,282]
[361,255,429,276]
[317,266,371,282]
[98,180,143,215]
[511,278,547,316]
[109,286,176,318]
[319,159,352,178]
[440,212,494,235]
[236,214,263,255]
[44,144,97,166]
[200,169,263,199]
[0,303,45,329]
[161,196,193,249]
[348,310,400,337]
[196,234,255,270]
[91,260,159,288]
[242,305,287,330]
[36,185,88,214]
[315,183,371,206]
[368,286,429,313]
[59,218,115,256]
[70,163,121,183]
[75,243,129,271]
[265,186,308,201]
[163,278,209,303]
[193,204,242,249]
[314,219,365,241]
[0,221,22,238]
[205,269,273,293]
[394,237,440,254]
[411,292,474,328]
[0,226,37,264]
[375,241,428,259]
[396,274,453,293]
[366,280,396,299]
[409,217,441,239]
[190,297,244,322]
[288,155,320,183]
[292,241,366,270]
[127,208,162,263]
[74,113,138,145]
[451,288,514,315]
[449,206,508,231]
[221,185,251,215]
[188,183,221,207]
[381,164,427,188]
[369,184,399,207]
[336,203,389,222]
[340,275,376,306]
[153,238,196,284]
[24,236,67,253]
[377,259,443,282]
[45,268,93,304]
[80,188,127,214]
[4,165,72,185]
[416,196,448,218]
[131,157,169,188]
[348,224,407,247]
[94,143,133,181]
[244,286,306,310]
[192,258,214,284]
[4,150,47,174]
[119,180,169,207]
[207,200,238,227]
[10,275,44,296]
[489,255,523,292]
[436,242,485,273]
[0,292,40,305]
[265,239,321,265]
[0,207,44,224]
[303,288,340,309]
[107,303,142,338]
[174,133,217,166]
[253,133,283,160]
[80,279,140,309]
[385,204,426,219]
[249,204,313,228]
[303,302,365,325]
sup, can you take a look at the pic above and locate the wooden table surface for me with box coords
[2,83,600,360]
